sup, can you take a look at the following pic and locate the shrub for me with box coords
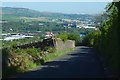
[44,46,56,53]
[82,30,101,47]
[2,47,43,78]
[67,33,81,46]
[26,47,40,58]
[56,32,68,42]
[56,32,82,45]
[68,33,79,40]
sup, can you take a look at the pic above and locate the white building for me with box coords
[2,33,33,41]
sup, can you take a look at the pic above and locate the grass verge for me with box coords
[42,48,74,62]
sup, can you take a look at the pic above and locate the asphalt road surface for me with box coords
[13,46,106,78]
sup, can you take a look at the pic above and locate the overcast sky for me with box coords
[2,2,109,14]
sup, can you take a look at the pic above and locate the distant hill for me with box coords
[1,7,93,21]
[2,7,61,17]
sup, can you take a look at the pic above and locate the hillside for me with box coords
[1,7,96,33]
[1,7,93,21]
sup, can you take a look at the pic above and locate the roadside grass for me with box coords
[42,48,74,62]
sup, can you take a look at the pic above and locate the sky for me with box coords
[2,2,109,14]
[1,0,113,2]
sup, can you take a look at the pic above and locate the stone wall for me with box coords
[13,38,75,50]
[55,38,75,50]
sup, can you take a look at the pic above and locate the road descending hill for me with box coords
[12,46,107,78]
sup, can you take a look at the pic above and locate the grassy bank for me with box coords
[2,47,74,78]
[42,48,74,62]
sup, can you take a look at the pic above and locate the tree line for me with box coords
[82,2,120,75]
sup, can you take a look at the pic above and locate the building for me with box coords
[1,33,33,41]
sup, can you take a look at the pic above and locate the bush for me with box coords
[67,33,81,46]
[56,32,68,42]
[57,32,81,45]
[82,30,101,47]
[2,47,42,78]
[26,47,40,58]
[44,46,56,53]
[68,33,79,40]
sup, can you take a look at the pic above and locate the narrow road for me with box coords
[14,46,106,78]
